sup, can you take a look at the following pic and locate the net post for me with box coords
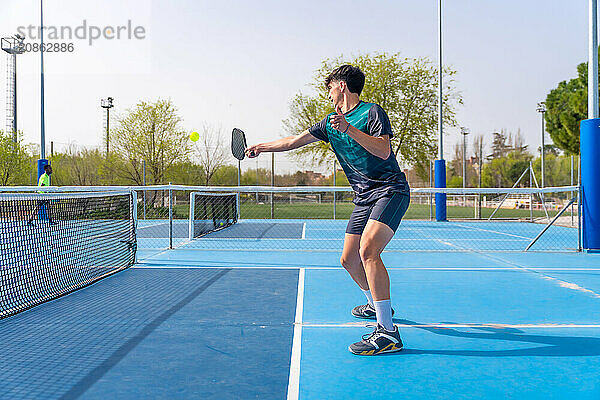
[580,119,600,250]
[236,192,240,221]
[169,183,173,249]
[434,159,447,221]
[131,190,138,263]
[189,192,195,240]
[132,189,138,228]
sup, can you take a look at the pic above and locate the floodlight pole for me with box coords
[580,0,600,251]
[537,102,546,188]
[2,34,25,142]
[434,0,447,221]
[460,127,469,189]
[460,127,469,208]
[37,0,48,182]
[40,0,46,160]
[101,97,114,156]
[590,0,599,120]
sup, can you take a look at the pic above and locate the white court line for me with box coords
[300,322,600,329]
[134,264,600,271]
[450,222,533,240]
[287,268,304,400]
[431,236,600,299]
[301,223,306,239]
[172,237,526,242]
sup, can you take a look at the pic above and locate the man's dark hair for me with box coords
[325,65,366,95]
[44,164,52,172]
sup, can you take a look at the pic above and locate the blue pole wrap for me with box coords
[434,159,447,221]
[37,159,49,181]
[581,119,600,250]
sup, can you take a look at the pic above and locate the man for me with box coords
[246,65,410,355]
[28,164,56,226]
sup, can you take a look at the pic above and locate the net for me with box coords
[178,185,579,252]
[0,191,137,319]
[188,192,238,239]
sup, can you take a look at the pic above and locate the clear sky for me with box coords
[0,0,591,171]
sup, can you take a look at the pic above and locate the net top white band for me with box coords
[0,191,134,200]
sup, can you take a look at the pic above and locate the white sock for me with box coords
[373,299,394,331]
[361,289,373,306]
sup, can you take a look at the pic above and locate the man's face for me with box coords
[327,80,345,107]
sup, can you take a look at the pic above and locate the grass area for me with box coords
[138,201,564,220]
[238,201,558,220]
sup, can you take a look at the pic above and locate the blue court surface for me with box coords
[2,219,600,399]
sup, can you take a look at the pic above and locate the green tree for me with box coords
[166,160,204,185]
[50,146,105,186]
[241,168,271,186]
[283,53,462,179]
[111,99,191,185]
[447,175,463,188]
[488,130,512,159]
[211,165,238,186]
[482,150,532,188]
[532,154,577,187]
[545,62,589,155]
[323,169,350,186]
[0,131,33,186]
[192,125,229,185]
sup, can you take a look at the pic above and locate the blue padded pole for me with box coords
[580,119,600,250]
[434,159,447,221]
[37,159,48,180]
[36,158,49,220]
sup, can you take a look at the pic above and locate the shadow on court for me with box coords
[392,318,600,357]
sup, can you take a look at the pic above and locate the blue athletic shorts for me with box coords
[346,192,410,235]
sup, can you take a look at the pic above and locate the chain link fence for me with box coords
[0,185,580,252]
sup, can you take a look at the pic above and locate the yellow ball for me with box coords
[189,131,199,142]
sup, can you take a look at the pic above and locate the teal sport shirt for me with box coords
[309,101,409,205]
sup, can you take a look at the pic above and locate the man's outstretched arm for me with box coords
[246,130,318,158]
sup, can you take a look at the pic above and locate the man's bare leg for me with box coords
[340,233,368,289]
[359,219,395,329]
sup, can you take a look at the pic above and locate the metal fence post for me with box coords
[578,155,582,251]
[333,160,337,220]
[142,160,146,220]
[169,182,173,249]
[429,160,433,221]
[529,162,533,222]
[270,153,274,219]
[571,155,575,226]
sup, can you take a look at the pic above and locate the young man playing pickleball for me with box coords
[246,65,410,355]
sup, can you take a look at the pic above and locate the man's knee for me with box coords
[340,254,359,270]
[359,243,381,264]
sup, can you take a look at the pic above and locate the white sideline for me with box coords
[287,268,305,400]
[300,322,600,329]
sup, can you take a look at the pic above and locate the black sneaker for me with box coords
[348,324,403,356]
[351,303,395,319]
